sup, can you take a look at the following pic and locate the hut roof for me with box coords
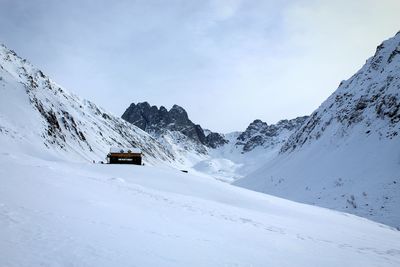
[110,147,142,154]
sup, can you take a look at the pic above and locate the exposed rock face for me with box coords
[281,31,400,154]
[0,44,176,164]
[122,102,308,153]
[205,132,229,149]
[122,102,228,149]
[236,117,308,152]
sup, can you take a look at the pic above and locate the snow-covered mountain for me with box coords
[194,117,308,182]
[0,44,177,165]
[122,102,307,181]
[2,30,399,233]
[236,117,308,152]
[2,43,399,267]
[122,102,228,151]
[0,40,304,179]
[236,32,400,228]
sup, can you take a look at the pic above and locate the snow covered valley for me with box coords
[121,32,400,229]
[1,152,399,266]
[1,26,400,266]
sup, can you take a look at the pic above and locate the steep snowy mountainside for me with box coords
[1,152,399,266]
[236,117,308,152]
[194,131,280,183]
[281,32,400,153]
[235,32,400,228]
[0,44,175,165]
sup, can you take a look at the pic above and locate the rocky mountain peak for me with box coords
[236,116,308,152]
[168,104,190,126]
[250,119,268,128]
[170,104,187,114]
[122,102,227,149]
[159,106,168,113]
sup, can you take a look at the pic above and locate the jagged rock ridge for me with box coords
[236,117,308,152]
[122,102,228,149]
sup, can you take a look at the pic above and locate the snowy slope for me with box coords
[192,118,307,183]
[0,152,399,266]
[0,32,399,267]
[121,101,307,182]
[0,44,177,166]
[0,42,303,181]
[192,132,279,182]
[236,32,400,228]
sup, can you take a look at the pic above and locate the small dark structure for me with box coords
[107,147,142,165]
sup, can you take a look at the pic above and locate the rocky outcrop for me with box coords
[122,102,228,149]
[236,117,308,152]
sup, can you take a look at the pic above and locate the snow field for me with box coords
[0,152,399,266]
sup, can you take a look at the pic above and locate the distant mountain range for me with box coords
[122,102,228,150]
[122,101,307,153]
[121,101,307,182]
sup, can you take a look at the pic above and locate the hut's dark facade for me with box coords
[107,147,142,165]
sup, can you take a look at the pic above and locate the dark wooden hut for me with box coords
[107,147,142,165]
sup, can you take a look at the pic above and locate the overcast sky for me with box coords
[1,0,399,132]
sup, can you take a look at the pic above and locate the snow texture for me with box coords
[0,152,399,266]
